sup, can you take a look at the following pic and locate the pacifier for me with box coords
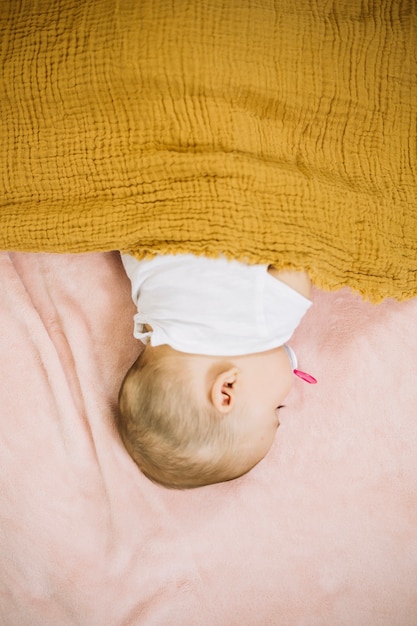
[284,345,317,384]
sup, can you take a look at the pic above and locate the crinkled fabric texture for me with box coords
[0,251,417,625]
[1,0,416,301]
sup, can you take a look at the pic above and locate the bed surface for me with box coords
[1,251,416,625]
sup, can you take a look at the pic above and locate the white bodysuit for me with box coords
[121,254,312,357]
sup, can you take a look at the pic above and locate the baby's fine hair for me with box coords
[117,346,246,489]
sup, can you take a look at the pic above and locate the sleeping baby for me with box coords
[117,253,316,489]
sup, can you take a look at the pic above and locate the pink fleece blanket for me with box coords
[1,251,416,625]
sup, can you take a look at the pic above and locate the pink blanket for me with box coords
[1,251,417,625]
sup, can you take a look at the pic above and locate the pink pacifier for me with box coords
[284,345,317,385]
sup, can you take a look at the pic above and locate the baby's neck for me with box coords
[267,266,311,300]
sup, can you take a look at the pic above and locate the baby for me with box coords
[117,253,315,489]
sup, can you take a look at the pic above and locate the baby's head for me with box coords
[117,344,294,489]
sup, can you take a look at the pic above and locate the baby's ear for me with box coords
[210,368,239,414]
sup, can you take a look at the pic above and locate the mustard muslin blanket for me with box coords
[1,0,416,301]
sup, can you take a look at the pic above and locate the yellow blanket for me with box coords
[1,0,416,301]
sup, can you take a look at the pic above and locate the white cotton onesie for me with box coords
[121,254,312,357]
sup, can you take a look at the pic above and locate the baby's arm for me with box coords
[267,267,311,300]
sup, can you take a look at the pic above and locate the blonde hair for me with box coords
[116,346,251,489]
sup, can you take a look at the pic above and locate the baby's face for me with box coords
[234,346,294,465]
[176,344,296,478]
